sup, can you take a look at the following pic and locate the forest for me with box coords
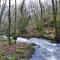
[0,0,60,60]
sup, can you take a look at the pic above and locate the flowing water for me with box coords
[16,37,60,60]
[29,38,60,60]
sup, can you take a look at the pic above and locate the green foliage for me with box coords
[49,20,60,28]
[57,20,60,28]
[5,55,16,60]
[35,19,44,35]
[18,17,29,34]
[43,17,50,22]
[49,20,55,27]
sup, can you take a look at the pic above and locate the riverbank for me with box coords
[0,40,35,60]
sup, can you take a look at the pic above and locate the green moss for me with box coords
[16,45,35,59]
[11,55,16,60]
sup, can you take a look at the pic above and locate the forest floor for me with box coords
[0,40,35,60]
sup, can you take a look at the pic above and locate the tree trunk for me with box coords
[14,0,17,35]
[39,0,44,35]
[52,0,60,43]
[8,0,11,44]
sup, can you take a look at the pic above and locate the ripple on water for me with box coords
[30,38,60,60]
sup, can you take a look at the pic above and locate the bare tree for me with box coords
[20,0,25,15]
[0,0,7,29]
[52,0,60,43]
[14,0,17,43]
[39,0,43,22]
[52,0,57,42]
[39,0,44,34]
[14,0,17,36]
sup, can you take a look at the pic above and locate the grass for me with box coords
[0,40,35,60]
[6,55,16,60]
[16,44,35,59]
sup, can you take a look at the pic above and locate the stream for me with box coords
[0,35,60,60]
[29,38,60,60]
[16,37,60,60]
